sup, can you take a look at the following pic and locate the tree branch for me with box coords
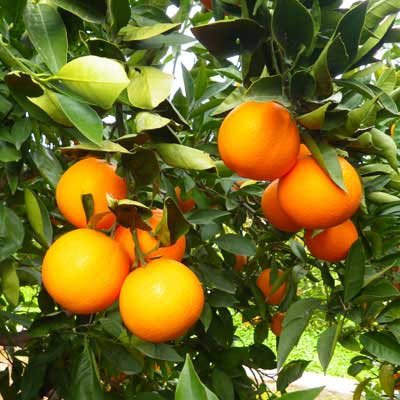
[0,331,31,347]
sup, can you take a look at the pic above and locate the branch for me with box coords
[0,331,31,347]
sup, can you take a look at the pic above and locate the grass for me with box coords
[233,312,354,377]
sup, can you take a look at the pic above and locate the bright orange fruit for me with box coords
[256,268,287,305]
[234,254,247,271]
[271,312,285,336]
[175,186,196,213]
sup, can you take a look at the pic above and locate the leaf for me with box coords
[57,55,130,109]
[20,361,47,400]
[215,234,256,256]
[211,368,234,400]
[23,3,67,73]
[200,303,212,331]
[24,189,52,247]
[11,118,32,150]
[62,140,130,156]
[100,341,143,375]
[197,265,236,294]
[0,261,19,306]
[360,332,400,365]
[272,0,315,59]
[131,338,183,362]
[54,93,104,145]
[30,147,63,188]
[69,343,105,400]
[176,354,219,400]
[279,387,325,400]
[0,204,24,262]
[191,19,265,59]
[364,0,400,31]
[343,240,366,303]
[119,23,180,41]
[135,112,170,131]
[154,144,214,170]
[297,103,330,130]
[317,323,341,373]
[244,75,289,105]
[0,141,20,162]
[277,360,310,393]
[277,298,321,369]
[379,363,395,397]
[107,0,130,31]
[127,66,173,110]
[187,210,230,225]
[52,0,107,23]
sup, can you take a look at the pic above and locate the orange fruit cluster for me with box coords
[42,157,204,343]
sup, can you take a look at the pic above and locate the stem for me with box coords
[132,229,146,267]
[0,331,31,347]
[115,103,125,137]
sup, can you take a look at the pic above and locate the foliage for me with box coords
[1,0,400,399]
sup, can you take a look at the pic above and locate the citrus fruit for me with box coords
[298,143,311,158]
[42,228,129,314]
[114,209,186,264]
[395,372,400,390]
[261,180,301,232]
[175,186,196,213]
[218,101,300,181]
[201,0,212,9]
[119,258,204,343]
[278,156,362,229]
[271,312,285,336]
[56,157,127,229]
[234,254,247,271]
[256,268,287,305]
[304,219,358,262]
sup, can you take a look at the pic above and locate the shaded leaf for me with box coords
[0,261,19,306]
[30,146,63,188]
[360,332,400,365]
[344,240,365,303]
[215,234,256,256]
[0,205,24,262]
[53,0,107,23]
[277,360,310,393]
[131,337,183,362]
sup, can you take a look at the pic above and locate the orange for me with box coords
[119,258,204,343]
[114,209,186,264]
[298,144,311,158]
[256,268,287,305]
[271,312,285,336]
[234,254,247,271]
[201,0,212,9]
[395,373,400,390]
[278,156,362,229]
[56,157,127,229]
[261,180,301,232]
[304,219,358,262]
[175,187,196,213]
[218,101,300,181]
[42,229,129,314]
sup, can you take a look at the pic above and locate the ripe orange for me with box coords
[201,0,212,9]
[304,219,358,262]
[256,268,287,305]
[234,254,247,271]
[114,209,186,264]
[278,156,362,229]
[261,180,301,232]
[119,258,204,343]
[218,101,300,181]
[271,312,285,336]
[56,157,127,229]
[42,229,129,314]
[298,143,311,158]
[175,186,196,213]
[395,372,400,390]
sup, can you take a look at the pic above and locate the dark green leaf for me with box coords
[277,360,310,393]
[23,3,67,73]
[344,240,365,303]
[297,103,330,130]
[0,261,19,306]
[215,234,256,256]
[11,118,32,150]
[100,341,143,375]
[0,205,24,262]
[53,0,107,23]
[107,0,130,31]
[29,313,75,338]
[175,354,219,400]
[20,361,47,400]
[131,338,183,362]
[211,368,234,400]
[317,324,341,373]
[279,387,324,400]
[360,332,400,364]
[0,141,20,162]
[187,210,230,225]
[244,75,288,105]
[30,147,63,188]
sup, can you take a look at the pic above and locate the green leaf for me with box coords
[187,210,230,225]
[52,0,107,23]
[344,240,365,303]
[107,0,130,31]
[277,298,321,369]
[127,66,173,110]
[211,368,234,400]
[215,234,256,257]
[55,93,104,145]
[20,361,47,400]
[154,144,214,170]
[70,343,105,400]
[297,103,330,130]
[11,118,32,150]
[212,86,245,116]
[119,23,180,41]
[30,147,62,188]
[200,303,212,331]
[131,338,183,362]
[135,112,170,131]
[62,140,130,156]
[379,363,395,397]
[277,360,310,393]
[360,332,400,364]
[100,341,143,375]
[317,323,342,373]
[29,312,74,338]
[279,387,324,400]
[0,261,19,306]
[191,19,265,59]
[0,205,24,262]
[364,0,400,31]
[57,55,130,109]
[272,0,315,59]
[0,141,20,162]
[244,75,287,105]
[23,3,67,73]
[197,265,236,294]
[176,354,219,400]
[24,188,52,247]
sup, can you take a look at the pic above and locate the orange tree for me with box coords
[1,0,400,399]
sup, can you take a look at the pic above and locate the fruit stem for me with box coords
[131,229,146,267]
